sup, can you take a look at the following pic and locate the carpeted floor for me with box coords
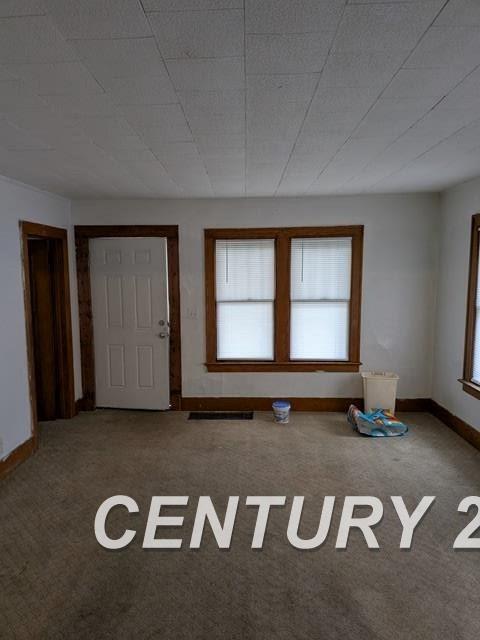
[0,410,479,640]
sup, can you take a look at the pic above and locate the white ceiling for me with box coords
[0,0,480,198]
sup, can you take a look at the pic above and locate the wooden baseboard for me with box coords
[0,437,35,481]
[430,400,480,451]
[180,397,431,412]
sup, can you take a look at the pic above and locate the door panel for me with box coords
[91,237,170,410]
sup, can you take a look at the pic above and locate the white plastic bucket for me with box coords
[361,371,399,414]
[272,400,291,424]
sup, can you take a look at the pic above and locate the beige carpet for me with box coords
[0,410,479,639]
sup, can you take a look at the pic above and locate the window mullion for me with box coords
[275,233,290,362]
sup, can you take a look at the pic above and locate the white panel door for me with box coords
[90,237,170,410]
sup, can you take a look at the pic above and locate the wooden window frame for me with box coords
[461,213,480,400]
[205,226,363,373]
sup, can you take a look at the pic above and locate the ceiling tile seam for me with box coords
[139,1,215,196]
[0,13,46,20]
[163,55,242,61]
[338,59,480,192]
[53,38,186,184]
[143,7,244,14]
[64,35,155,42]
[362,106,480,192]
[305,0,452,192]
[271,0,350,196]
[245,31,337,36]
[246,72,322,77]
[347,1,438,4]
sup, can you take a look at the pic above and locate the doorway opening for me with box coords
[21,222,76,445]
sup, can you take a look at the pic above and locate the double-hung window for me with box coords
[205,226,363,372]
[462,213,480,398]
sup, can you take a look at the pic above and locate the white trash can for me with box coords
[361,371,399,414]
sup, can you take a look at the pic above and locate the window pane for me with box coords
[290,237,352,360]
[291,237,351,301]
[216,239,275,301]
[473,314,480,384]
[473,247,480,383]
[290,301,349,360]
[217,301,274,360]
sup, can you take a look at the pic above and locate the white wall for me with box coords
[73,194,439,401]
[0,175,80,460]
[433,177,480,430]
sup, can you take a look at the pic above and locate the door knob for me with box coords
[157,331,170,339]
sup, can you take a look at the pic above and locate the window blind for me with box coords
[216,239,275,360]
[473,241,480,384]
[290,237,352,360]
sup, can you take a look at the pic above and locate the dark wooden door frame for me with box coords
[20,221,76,448]
[74,225,182,411]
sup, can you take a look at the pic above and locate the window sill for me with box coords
[205,361,361,373]
[459,379,480,400]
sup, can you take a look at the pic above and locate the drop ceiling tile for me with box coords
[247,74,319,106]
[167,58,244,91]
[245,0,344,34]
[284,152,332,173]
[0,67,15,81]
[0,118,51,149]
[405,26,480,70]
[320,51,405,88]
[410,103,480,139]
[246,33,332,75]
[435,0,480,26]
[204,156,244,176]
[195,133,244,151]
[95,133,150,152]
[440,69,480,110]
[248,101,307,141]
[0,15,78,63]
[45,0,151,39]
[246,140,293,162]
[0,1,46,16]
[143,0,241,10]
[294,135,346,157]
[139,126,193,145]
[333,2,442,53]
[307,110,368,132]
[151,141,200,157]
[104,75,178,106]
[71,38,166,81]
[180,89,244,112]
[353,97,436,140]
[118,104,191,138]
[309,86,381,113]
[109,148,157,162]
[74,115,136,138]
[383,67,467,99]
[5,61,102,96]
[203,147,244,161]
[0,79,48,110]
[187,111,244,135]
[150,9,243,59]
[44,93,120,117]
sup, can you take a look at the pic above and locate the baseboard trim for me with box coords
[430,400,480,451]
[0,437,35,481]
[180,397,431,412]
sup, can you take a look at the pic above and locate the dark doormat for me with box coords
[188,411,254,420]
